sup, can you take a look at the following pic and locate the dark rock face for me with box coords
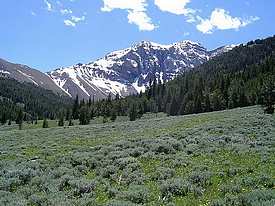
[48,40,233,100]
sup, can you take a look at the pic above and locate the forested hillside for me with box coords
[75,36,275,123]
[161,36,275,115]
[0,77,72,122]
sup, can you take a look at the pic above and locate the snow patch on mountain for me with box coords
[17,70,38,86]
[0,70,10,75]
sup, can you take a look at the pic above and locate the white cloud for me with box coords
[154,0,192,15]
[64,19,76,27]
[128,11,156,31]
[196,8,259,34]
[154,0,196,23]
[44,0,53,12]
[60,9,73,15]
[183,32,190,36]
[71,15,85,22]
[56,1,62,6]
[101,0,156,31]
[101,0,146,12]
[64,15,86,27]
[31,11,37,16]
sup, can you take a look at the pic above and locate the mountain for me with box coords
[0,77,72,120]
[115,35,275,117]
[0,58,66,95]
[48,41,234,100]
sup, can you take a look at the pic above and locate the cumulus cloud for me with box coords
[44,0,53,12]
[71,15,85,22]
[64,19,76,27]
[196,8,259,34]
[101,0,156,31]
[60,9,73,15]
[64,15,86,27]
[154,0,193,15]
[127,10,156,31]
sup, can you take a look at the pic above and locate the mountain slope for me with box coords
[48,41,234,100]
[0,58,66,95]
[113,35,275,117]
[0,77,72,120]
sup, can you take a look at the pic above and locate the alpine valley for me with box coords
[1,40,234,100]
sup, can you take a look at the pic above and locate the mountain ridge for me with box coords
[0,58,66,96]
[47,40,234,99]
[0,40,234,100]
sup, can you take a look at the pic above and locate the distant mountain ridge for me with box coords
[0,58,65,95]
[47,40,234,99]
[0,41,235,100]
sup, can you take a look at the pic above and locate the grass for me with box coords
[0,106,274,205]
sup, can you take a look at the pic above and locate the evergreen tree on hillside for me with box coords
[110,109,117,122]
[88,96,92,107]
[137,102,144,119]
[129,103,138,121]
[262,87,275,114]
[68,118,74,126]
[204,93,211,112]
[65,108,71,121]
[16,109,24,130]
[43,118,49,128]
[90,106,95,120]
[79,106,90,125]
[58,112,64,127]
[169,95,178,116]
[1,113,7,125]
[72,95,79,120]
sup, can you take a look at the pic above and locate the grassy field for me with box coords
[0,106,274,205]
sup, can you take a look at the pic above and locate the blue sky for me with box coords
[0,0,274,72]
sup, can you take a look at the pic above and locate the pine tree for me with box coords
[137,103,144,119]
[35,115,38,125]
[150,100,158,116]
[88,96,92,107]
[65,108,71,121]
[16,109,24,130]
[1,113,7,125]
[72,95,79,120]
[43,118,49,128]
[262,87,275,114]
[129,103,138,121]
[58,112,64,127]
[169,95,178,116]
[204,93,211,112]
[161,82,166,98]
[152,77,157,98]
[110,109,117,122]
[79,106,90,125]
[90,106,95,120]
[103,115,108,123]
[184,100,195,114]
[115,93,120,101]
[68,118,74,126]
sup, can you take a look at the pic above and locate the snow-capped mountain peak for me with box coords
[48,40,234,100]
